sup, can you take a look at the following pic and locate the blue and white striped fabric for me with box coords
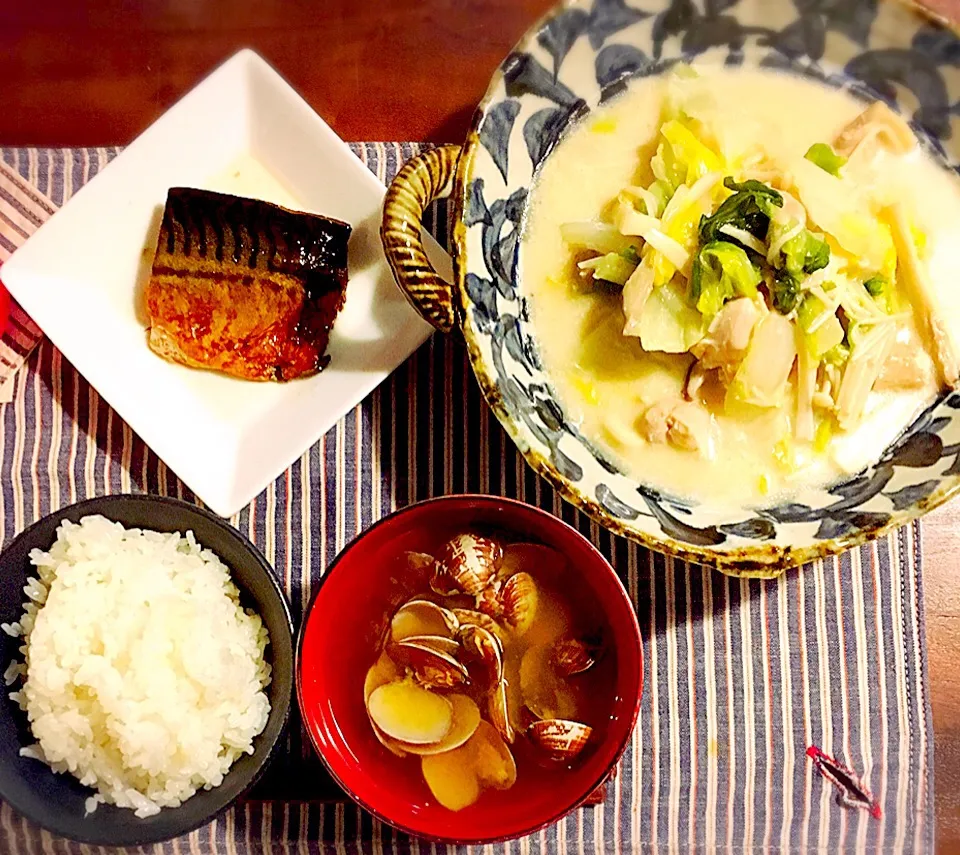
[0,146,935,854]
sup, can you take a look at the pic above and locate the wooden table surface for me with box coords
[3,0,960,851]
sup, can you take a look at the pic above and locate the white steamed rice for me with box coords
[2,515,271,818]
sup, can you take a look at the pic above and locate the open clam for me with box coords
[364,651,401,703]
[367,678,453,745]
[457,623,503,684]
[552,637,601,677]
[388,637,470,689]
[391,598,459,642]
[397,634,461,658]
[500,571,538,634]
[395,694,481,756]
[451,607,505,641]
[435,533,502,597]
[487,675,516,743]
[527,718,593,762]
[363,652,408,757]
[475,584,505,620]
[429,566,461,597]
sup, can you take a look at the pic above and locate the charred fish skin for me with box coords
[145,187,351,381]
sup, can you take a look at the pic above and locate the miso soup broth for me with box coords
[362,533,615,813]
[521,67,960,506]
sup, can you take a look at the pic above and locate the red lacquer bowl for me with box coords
[297,495,643,844]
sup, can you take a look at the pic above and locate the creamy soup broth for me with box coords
[521,69,960,506]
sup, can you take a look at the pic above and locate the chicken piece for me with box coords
[639,399,715,457]
[682,361,709,402]
[886,202,959,388]
[621,258,655,337]
[874,329,936,391]
[690,298,762,383]
[833,102,917,158]
[728,312,798,408]
[145,187,351,381]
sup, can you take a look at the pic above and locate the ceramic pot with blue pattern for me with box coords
[380,0,960,577]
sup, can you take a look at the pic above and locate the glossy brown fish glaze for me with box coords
[145,187,351,381]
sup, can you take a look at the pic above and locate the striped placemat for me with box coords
[0,146,935,854]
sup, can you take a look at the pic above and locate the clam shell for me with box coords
[394,694,481,756]
[475,585,505,620]
[404,550,439,574]
[487,676,516,743]
[528,718,593,762]
[429,567,461,597]
[451,607,505,641]
[371,721,409,757]
[364,651,401,703]
[436,534,502,597]
[391,598,459,641]
[366,679,453,745]
[388,638,470,689]
[518,704,539,732]
[363,654,408,757]
[500,571,538,634]
[457,623,503,684]
[398,634,461,658]
[552,638,600,677]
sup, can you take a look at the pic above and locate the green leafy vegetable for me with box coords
[804,142,847,177]
[638,279,706,353]
[796,293,828,332]
[797,294,844,357]
[771,269,802,314]
[822,343,850,366]
[589,252,638,286]
[648,181,671,218]
[781,229,830,279]
[806,317,845,358]
[699,178,783,245]
[863,274,895,313]
[814,418,834,453]
[766,228,831,315]
[659,119,723,184]
[650,140,685,197]
[690,241,761,316]
[620,245,642,266]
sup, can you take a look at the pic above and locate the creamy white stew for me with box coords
[521,67,960,506]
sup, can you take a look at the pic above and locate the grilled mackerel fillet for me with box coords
[145,187,351,381]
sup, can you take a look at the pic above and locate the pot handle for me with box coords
[380,144,462,334]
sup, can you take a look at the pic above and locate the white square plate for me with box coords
[2,50,444,517]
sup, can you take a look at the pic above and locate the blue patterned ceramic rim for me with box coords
[451,0,960,575]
